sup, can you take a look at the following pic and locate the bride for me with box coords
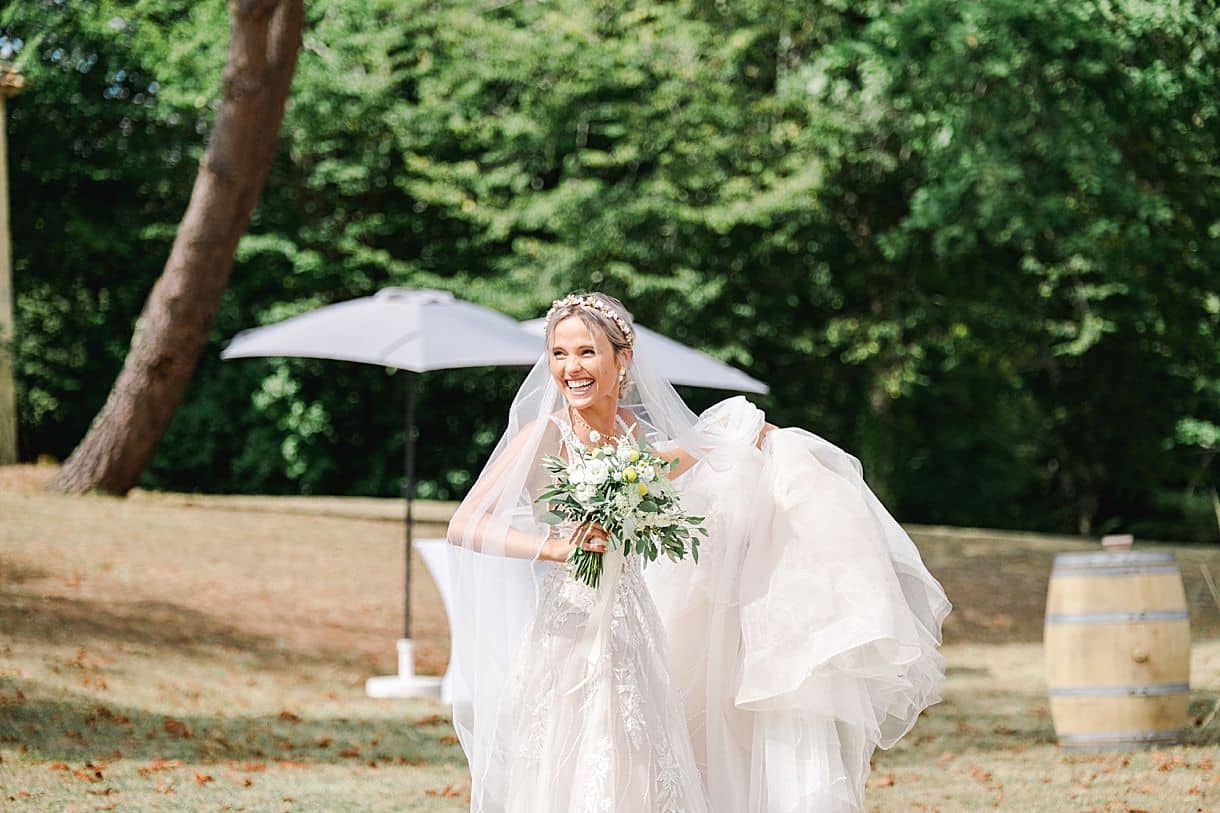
[446,292,949,813]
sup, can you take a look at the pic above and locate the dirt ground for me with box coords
[2,462,1218,811]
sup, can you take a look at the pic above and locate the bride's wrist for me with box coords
[540,529,569,562]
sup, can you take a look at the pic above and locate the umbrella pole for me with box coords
[404,371,416,641]
[364,369,439,698]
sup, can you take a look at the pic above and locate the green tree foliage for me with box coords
[4,0,1216,539]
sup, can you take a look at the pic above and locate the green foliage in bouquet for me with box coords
[536,434,706,588]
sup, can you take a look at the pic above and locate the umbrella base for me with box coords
[364,638,442,698]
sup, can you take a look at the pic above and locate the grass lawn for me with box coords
[2,463,1218,812]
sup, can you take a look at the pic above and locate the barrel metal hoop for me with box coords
[1052,551,1176,568]
[1050,564,1181,578]
[1057,729,1187,751]
[1048,682,1190,698]
[1045,610,1190,624]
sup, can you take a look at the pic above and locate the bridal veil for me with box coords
[446,332,949,812]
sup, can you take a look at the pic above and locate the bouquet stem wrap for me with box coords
[568,547,626,694]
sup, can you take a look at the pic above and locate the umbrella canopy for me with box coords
[221,287,541,370]
[521,318,769,394]
[220,287,542,666]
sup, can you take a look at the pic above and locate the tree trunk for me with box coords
[50,0,304,495]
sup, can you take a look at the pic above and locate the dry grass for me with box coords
[1,462,1218,812]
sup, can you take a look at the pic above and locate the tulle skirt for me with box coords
[498,555,711,813]
[648,397,950,813]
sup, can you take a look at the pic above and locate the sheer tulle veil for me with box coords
[444,295,713,809]
[445,293,950,812]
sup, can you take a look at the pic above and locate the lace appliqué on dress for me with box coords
[498,415,709,812]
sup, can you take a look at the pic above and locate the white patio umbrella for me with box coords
[221,287,541,697]
[521,318,769,394]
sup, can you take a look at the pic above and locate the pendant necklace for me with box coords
[568,405,616,444]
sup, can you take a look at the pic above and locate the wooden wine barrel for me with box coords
[1044,550,1191,751]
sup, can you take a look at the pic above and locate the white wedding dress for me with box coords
[493,416,711,812]
[648,397,950,812]
[447,352,948,813]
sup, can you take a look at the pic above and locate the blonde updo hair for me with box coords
[543,292,635,393]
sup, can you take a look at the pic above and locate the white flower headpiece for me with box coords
[543,294,635,346]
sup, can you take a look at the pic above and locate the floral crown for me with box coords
[543,294,635,346]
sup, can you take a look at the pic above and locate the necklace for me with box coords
[568,404,616,444]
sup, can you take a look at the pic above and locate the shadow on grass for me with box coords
[0,556,52,586]
[0,588,373,674]
[931,542,1220,645]
[0,677,465,767]
[886,686,1220,765]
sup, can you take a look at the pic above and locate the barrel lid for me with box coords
[1052,550,1177,569]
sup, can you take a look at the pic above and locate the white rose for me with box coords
[585,459,610,485]
[575,484,597,507]
[640,464,656,483]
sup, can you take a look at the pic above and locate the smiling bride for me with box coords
[446,292,949,813]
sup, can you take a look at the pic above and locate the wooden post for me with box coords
[0,65,26,465]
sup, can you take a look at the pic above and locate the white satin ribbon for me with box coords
[566,547,626,694]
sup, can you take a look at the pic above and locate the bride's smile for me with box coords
[446,290,947,813]
[547,313,631,431]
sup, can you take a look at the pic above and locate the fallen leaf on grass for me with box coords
[338,745,361,758]
[0,688,26,705]
[314,736,333,748]
[138,758,182,776]
[85,705,131,728]
[415,714,449,726]
[163,717,193,739]
[425,784,466,798]
[277,709,301,723]
[438,734,460,746]
[80,673,109,690]
[234,762,267,773]
[869,773,895,788]
[195,773,214,785]
[276,760,311,769]
[49,761,69,771]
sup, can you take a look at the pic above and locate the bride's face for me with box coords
[548,315,625,411]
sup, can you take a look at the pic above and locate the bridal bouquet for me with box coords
[537,432,707,588]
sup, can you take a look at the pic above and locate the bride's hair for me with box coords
[542,292,635,358]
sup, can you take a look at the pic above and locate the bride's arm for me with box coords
[757,422,777,449]
[447,419,603,562]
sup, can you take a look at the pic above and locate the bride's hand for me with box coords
[542,521,608,561]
